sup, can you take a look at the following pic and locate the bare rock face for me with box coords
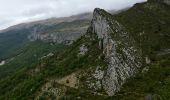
[78,44,88,56]
[0,60,5,66]
[28,26,86,44]
[91,8,142,96]
[28,31,83,44]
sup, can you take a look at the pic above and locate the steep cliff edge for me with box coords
[88,8,142,96]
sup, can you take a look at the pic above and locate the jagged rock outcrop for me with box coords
[90,8,142,96]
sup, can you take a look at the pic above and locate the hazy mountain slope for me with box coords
[0,29,30,59]
[0,13,92,33]
[0,19,90,59]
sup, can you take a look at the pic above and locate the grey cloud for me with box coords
[22,6,55,17]
[0,0,147,30]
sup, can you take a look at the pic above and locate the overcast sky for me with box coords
[0,0,146,30]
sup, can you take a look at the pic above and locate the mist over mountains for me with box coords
[0,0,146,30]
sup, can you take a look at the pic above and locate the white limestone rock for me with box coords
[87,66,104,90]
[78,44,88,56]
[0,61,5,66]
[91,8,142,96]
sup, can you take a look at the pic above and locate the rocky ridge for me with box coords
[88,8,143,96]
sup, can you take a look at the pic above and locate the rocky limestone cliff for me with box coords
[90,8,143,96]
[28,29,85,44]
[28,20,89,44]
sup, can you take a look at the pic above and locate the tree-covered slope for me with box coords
[114,1,170,56]
[0,41,67,99]
[0,41,66,79]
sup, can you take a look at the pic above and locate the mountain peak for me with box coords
[93,8,111,18]
[90,7,142,96]
[93,8,105,13]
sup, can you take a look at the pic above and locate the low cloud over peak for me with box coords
[0,0,146,30]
